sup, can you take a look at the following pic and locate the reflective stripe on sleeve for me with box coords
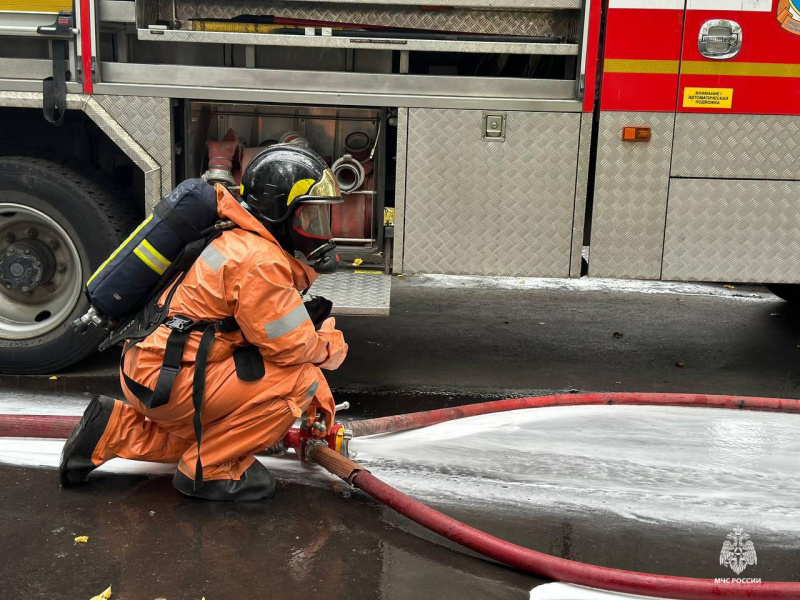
[264,303,310,340]
[199,244,227,272]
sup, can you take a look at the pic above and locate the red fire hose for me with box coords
[342,393,800,599]
[2,392,799,599]
[348,392,800,437]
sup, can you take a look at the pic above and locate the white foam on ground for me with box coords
[0,391,96,415]
[405,274,774,301]
[2,396,798,536]
[531,583,657,600]
[0,392,336,485]
[351,405,800,535]
[0,435,337,485]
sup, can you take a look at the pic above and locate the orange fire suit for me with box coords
[91,184,348,489]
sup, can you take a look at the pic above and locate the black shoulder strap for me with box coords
[191,324,217,489]
[120,316,238,490]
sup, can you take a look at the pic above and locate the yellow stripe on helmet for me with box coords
[287,178,315,205]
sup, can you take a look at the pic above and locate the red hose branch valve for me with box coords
[283,422,353,464]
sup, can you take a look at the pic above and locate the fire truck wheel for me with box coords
[0,157,135,374]
[766,284,800,304]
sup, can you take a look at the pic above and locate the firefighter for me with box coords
[59,145,348,501]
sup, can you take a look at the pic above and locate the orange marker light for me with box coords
[622,126,651,142]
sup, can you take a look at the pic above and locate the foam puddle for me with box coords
[0,391,97,415]
[0,392,335,485]
[352,406,800,600]
[406,274,773,302]
[0,436,336,485]
[530,583,654,599]
[350,405,800,535]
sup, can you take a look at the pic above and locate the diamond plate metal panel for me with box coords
[136,0,160,27]
[95,94,173,197]
[167,0,583,7]
[393,107,408,274]
[308,271,391,315]
[589,111,675,280]
[0,92,163,209]
[167,0,580,29]
[403,109,580,277]
[569,112,591,278]
[671,114,800,180]
[663,178,800,283]
[139,28,578,55]
[0,91,83,110]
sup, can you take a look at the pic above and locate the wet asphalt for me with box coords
[1,277,799,599]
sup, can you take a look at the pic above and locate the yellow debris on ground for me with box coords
[89,586,112,600]
[353,258,363,266]
[74,536,89,543]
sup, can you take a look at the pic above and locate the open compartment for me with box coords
[136,0,581,53]
[187,101,391,266]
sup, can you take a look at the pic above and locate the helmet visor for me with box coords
[293,203,332,240]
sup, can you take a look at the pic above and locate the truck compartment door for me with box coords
[589,1,685,280]
[664,0,800,283]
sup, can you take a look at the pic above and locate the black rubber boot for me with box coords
[173,460,277,501]
[59,395,115,486]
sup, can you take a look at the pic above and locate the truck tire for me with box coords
[766,284,800,304]
[0,157,136,374]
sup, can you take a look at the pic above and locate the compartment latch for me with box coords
[698,19,742,60]
[483,113,506,142]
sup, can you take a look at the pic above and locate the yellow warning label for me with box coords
[682,87,733,109]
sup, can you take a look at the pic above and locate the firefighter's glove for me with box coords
[305,405,335,438]
[317,317,348,371]
[305,295,333,329]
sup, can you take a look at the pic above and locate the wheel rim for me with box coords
[0,201,83,340]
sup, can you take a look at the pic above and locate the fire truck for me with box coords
[0,0,797,373]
